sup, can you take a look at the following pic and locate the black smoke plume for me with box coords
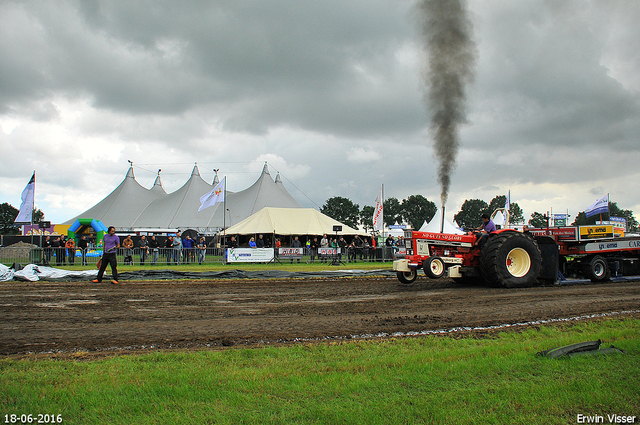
[419,0,476,207]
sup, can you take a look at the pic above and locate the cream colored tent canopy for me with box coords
[222,207,369,236]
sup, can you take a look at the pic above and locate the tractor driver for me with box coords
[475,213,496,248]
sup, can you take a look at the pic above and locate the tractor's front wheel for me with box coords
[397,269,417,284]
[424,256,446,279]
[480,232,542,288]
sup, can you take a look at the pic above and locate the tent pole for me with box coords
[223,178,227,259]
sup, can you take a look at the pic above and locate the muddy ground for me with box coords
[1,276,639,357]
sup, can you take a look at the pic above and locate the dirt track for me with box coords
[1,276,639,356]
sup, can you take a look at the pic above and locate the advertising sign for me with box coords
[318,248,340,256]
[598,218,627,232]
[278,247,304,260]
[584,239,640,253]
[530,227,578,241]
[578,225,614,241]
[227,248,274,263]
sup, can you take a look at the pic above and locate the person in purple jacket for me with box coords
[475,213,496,249]
[93,226,120,284]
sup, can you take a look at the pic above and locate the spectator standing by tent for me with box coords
[256,234,265,248]
[197,237,207,264]
[172,231,182,265]
[65,237,76,265]
[52,236,61,266]
[385,235,395,260]
[291,236,302,263]
[123,235,134,265]
[362,238,370,262]
[338,237,347,262]
[182,235,192,264]
[59,236,67,265]
[249,237,257,248]
[78,235,88,266]
[149,235,160,265]
[43,235,52,266]
[139,235,149,266]
[93,226,120,285]
[347,240,356,263]
[165,236,173,265]
[353,235,364,261]
[369,236,377,262]
[320,234,329,263]
[309,237,319,263]
[228,236,238,248]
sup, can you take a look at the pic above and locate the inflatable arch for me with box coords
[67,218,108,248]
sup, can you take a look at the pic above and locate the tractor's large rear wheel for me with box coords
[480,232,542,288]
[397,269,417,284]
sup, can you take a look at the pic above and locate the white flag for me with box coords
[372,185,384,232]
[14,172,35,224]
[199,177,226,212]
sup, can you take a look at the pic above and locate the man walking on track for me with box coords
[93,226,120,285]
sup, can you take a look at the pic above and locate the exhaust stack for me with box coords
[440,205,446,233]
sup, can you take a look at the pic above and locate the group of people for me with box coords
[162,232,208,266]
[42,234,91,266]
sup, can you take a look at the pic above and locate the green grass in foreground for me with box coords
[1,319,638,425]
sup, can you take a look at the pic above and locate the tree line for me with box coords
[320,195,639,233]
[1,196,637,235]
[0,203,45,235]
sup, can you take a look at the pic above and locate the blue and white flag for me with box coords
[584,194,609,218]
[14,172,35,224]
[199,177,225,212]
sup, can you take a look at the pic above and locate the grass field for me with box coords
[2,318,638,424]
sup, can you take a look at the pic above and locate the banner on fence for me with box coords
[226,248,274,263]
[318,248,340,256]
[278,247,304,260]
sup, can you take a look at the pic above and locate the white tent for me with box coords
[419,209,465,234]
[65,163,303,233]
[223,207,368,236]
[64,166,166,231]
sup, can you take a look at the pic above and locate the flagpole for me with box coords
[382,183,385,240]
[223,177,227,253]
[30,171,35,248]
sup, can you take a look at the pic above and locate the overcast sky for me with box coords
[1,0,639,225]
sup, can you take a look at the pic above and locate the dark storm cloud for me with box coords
[1,0,425,137]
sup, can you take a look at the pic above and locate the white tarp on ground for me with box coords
[223,207,368,236]
[0,264,98,282]
[419,209,465,234]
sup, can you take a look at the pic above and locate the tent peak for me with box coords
[152,169,165,192]
[213,168,220,185]
[126,163,135,179]
[191,163,201,177]
[275,173,282,183]
[261,162,270,175]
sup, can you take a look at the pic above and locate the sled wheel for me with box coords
[397,269,417,284]
[424,256,446,279]
[588,256,610,282]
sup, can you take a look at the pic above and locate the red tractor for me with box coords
[393,221,640,287]
[393,228,546,287]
